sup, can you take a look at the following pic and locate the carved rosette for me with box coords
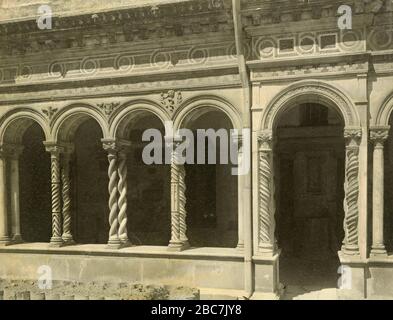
[44,143,64,247]
[342,128,362,255]
[257,131,275,253]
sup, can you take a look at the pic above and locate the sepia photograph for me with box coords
[0,0,392,308]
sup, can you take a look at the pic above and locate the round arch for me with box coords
[110,99,169,139]
[51,103,109,142]
[173,95,242,131]
[260,80,360,131]
[0,108,50,144]
[374,91,393,126]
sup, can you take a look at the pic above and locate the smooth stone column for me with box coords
[0,149,11,246]
[233,133,244,251]
[9,145,24,243]
[370,127,389,256]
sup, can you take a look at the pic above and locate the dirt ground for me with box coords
[0,279,199,300]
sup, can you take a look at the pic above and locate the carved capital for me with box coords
[370,126,390,146]
[102,138,131,154]
[43,142,64,156]
[257,130,273,151]
[344,127,362,148]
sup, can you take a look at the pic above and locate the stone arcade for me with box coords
[1,0,393,299]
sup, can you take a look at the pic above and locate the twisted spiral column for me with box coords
[257,131,275,254]
[178,164,188,245]
[61,152,74,244]
[169,151,181,249]
[117,151,130,245]
[168,142,188,251]
[107,151,120,248]
[342,129,361,255]
[45,144,64,247]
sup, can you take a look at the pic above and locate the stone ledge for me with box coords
[0,242,244,261]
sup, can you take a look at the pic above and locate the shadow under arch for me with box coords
[51,105,109,244]
[177,105,239,248]
[0,110,52,243]
[274,101,346,299]
[113,103,171,246]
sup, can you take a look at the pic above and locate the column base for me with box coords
[0,236,12,246]
[168,241,190,252]
[370,245,388,257]
[341,244,360,256]
[12,234,23,244]
[107,238,122,249]
[49,237,64,248]
[258,244,276,256]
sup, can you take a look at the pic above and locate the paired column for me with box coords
[102,139,131,249]
[342,128,362,256]
[257,131,276,254]
[44,143,64,247]
[370,126,389,256]
[168,140,189,251]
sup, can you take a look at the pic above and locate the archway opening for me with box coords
[184,110,238,248]
[384,115,393,252]
[275,103,345,297]
[69,118,107,244]
[120,113,170,246]
[19,122,51,242]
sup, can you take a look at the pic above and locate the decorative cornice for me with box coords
[0,0,233,57]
